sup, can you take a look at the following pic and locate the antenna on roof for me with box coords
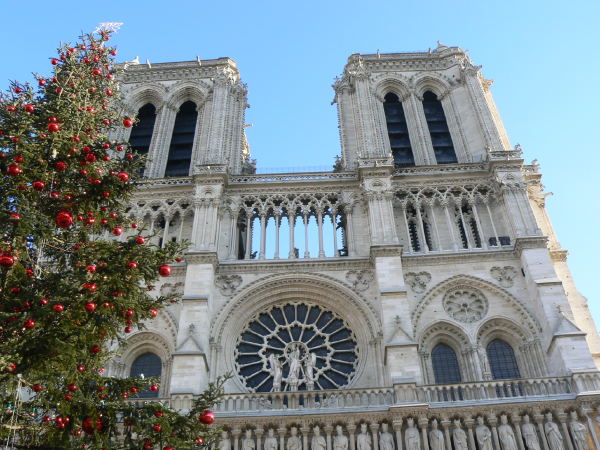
[196,56,202,66]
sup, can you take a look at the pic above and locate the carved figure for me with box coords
[379,423,395,450]
[287,427,302,450]
[305,352,317,390]
[264,428,278,450]
[405,418,421,450]
[475,417,493,450]
[334,425,349,450]
[287,346,302,391]
[521,415,541,450]
[569,411,589,450]
[477,347,492,379]
[269,354,283,392]
[452,420,468,450]
[429,420,444,450]
[498,415,518,450]
[242,429,256,450]
[312,426,326,450]
[219,431,232,450]
[357,423,372,450]
[544,413,565,450]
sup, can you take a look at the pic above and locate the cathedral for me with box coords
[108,43,600,450]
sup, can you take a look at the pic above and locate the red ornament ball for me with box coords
[9,213,21,221]
[135,236,145,245]
[25,104,34,113]
[164,447,174,450]
[63,394,73,401]
[117,171,129,182]
[0,254,15,268]
[53,304,64,313]
[55,161,67,171]
[47,123,60,132]
[127,261,138,269]
[84,302,97,312]
[124,326,132,333]
[149,384,159,392]
[149,308,158,318]
[23,319,36,329]
[67,383,78,392]
[153,424,162,432]
[77,365,86,373]
[14,155,24,163]
[112,226,123,236]
[51,58,58,65]
[32,384,43,392]
[38,79,47,86]
[158,265,172,277]
[196,437,205,446]
[153,411,163,418]
[89,344,101,354]
[199,410,215,425]
[32,181,45,191]
[122,118,133,128]
[56,210,74,228]
[7,164,22,176]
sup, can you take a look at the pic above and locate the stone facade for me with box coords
[109,44,600,449]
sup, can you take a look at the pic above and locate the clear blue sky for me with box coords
[2,0,599,323]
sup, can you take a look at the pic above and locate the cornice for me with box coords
[184,251,219,267]
[370,245,403,259]
[513,236,549,256]
[217,257,372,274]
[550,249,569,262]
[401,248,517,267]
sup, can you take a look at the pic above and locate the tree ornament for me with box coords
[122,118,133,128]
[149,384,159,392]
[196,437,205,446]
[40,297,49,306]
[77,365,86,373]
[14,155,24,163]
[199,410,215,425]
[7,164,22,176]
[32,384,43,392]
[25,104,34,113]
[124,326,132,333]
[89,344,101,354]
[127,262,138,269]
[117,171,130,182]
[154,411,163,418]
[112,226,123,236]
[149,308,158,318]
[23,319,36,329]
[135,236,145,244]
[32,181,46,191]
[67,383,78,392]
[38,79,47,86]
[56,210,74,228]
[55,161,67,171]
[64,394,74,401]
[53,304,64,312]
[153,424,162,432]
[0,254,15,268]
[159,265,172,277]
[47,123,61,132]
[84,302,97,312]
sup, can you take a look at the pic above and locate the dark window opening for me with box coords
[383,93,415,166]
[130,352,162,398]
[128,103,156,176]
[487,339,521,380]
[165,101,198,177]
[422,91,457,164]
[432,343,462,384]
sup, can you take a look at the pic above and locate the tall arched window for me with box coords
[431,343,462,384]
[422,91,457,164]
[487,339,520,380]
[165,101,198,177]
[128,104,156,175]
[130,352,162,398]
[383,93,414,166]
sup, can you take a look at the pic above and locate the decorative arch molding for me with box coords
[125,83,168,113]
[476,316,532,349]
[121,331,174,369]
[210,272,382,392]
[412,274,541,338]
[164,80,210,111]
[371,74,412,102]
[418,320,471,352]
[411,72,453,100]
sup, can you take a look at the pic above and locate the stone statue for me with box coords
[379,423,395,450]
[521,415,541,450]
[305,352,317,390]
[405,418,421,450]
[287,427,302,450]
[478,347,492,379]
[544,413,565,450]
[265,428,278,450]
[429,420,445,450]
[242,429,256,450]
[269,354,283,392]
[357,423,372,450]
[312,426,327,450]
[219,431,232,450]
[452,420,468,450]
[334,425,348,450]
[498,415,518,450]
[569,411,589,450]
[475,417,493,450]
[287,345,302,391]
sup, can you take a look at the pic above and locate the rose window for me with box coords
[442,287,488,323]
[234,302,359,392]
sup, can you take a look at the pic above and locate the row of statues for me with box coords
[218,412,590,450]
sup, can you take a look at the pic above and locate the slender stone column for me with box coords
[442,200,459,251]
[401,204,412,252]
[441,419,452,450]
[581,408,599,450]
[419,417,430,450]
[161,218,170,248]
[470,200,487,249]
[244,211,253,260]
[256,428,264,450]
[393,420,403,450]
[288,212,296,258]
[489,416,501,450]
[325,424,333,450]
[303,212,310,258]
[279,427,287,450]
[232,429,241,450]
[331,211,339,257]
[274,213,281,259]
[301,426,310,450]
[370,423,380,450]
[415,202,429,252]
[484,201,500,247]
[259,213,267,260]
[317,210,325,257]
[533,413,549,450]
[345,208,355,256]
[510,415,525,450]
[557,412,574,450]
[428,202,441,251]
[457,200,472,248]
[464,418,477,450]
[348,424,356,450]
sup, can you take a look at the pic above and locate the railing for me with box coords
[213,374,599,416]
[229,172,356,184]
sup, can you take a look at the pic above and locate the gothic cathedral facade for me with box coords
[109,44,600,450]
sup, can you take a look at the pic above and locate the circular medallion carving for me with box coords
[442,286,488,323]
[234,302,359,392]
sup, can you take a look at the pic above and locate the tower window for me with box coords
[130,352,162,397]
[128,103,156,175]
[165,101,198,177]
[422,91,457,164]
[487,339,520,380]
[431,343,462,384]
[383,93,415,166]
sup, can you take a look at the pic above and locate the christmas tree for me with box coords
[0,27,225,449]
